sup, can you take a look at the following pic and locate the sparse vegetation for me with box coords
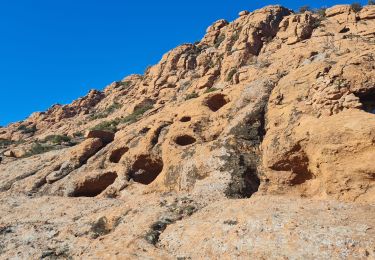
[351,2,363,12]
[91,120,119,133]
[145,218,173,245]
[369,0,375,5]
[299,5,311,13]
[43,134,71,145]
[223,220,238,225]
[0,139,13,149]
[121,104,154,124]
[312,17,325,29]
[230,32,240,42]
[24,142,55,157]
[205,87,219,93]
[113,81,131,91]
[226,68,237,82]
[185,92,199,100]
[214,33,225,48]
[17,124,37,134]
[314,7,327,17]
[91,104,154,132]
[89,102,122,120]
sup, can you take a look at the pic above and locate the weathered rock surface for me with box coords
[0,4,374,259]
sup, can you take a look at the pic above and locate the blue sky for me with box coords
[0,0,368,126]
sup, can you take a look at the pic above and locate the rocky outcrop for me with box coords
[0,4,374,259]
[277,12,318,44]
[359,5,375,20]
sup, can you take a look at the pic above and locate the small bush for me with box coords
[226,68,237,82]
[230,32,240,42]
[369,0,375,5]
[116,81,131,88]
[315,7,327,17]
[24,142,54,157]
[91,120,119,133]
[205,87,219,93]
[18,125,37,134]
[185,92,199,100]
[351,2,363,12]
[43,135,71,145]
[122,104,154,124]
[106,102,122,114]
[91,104,153,132]
[214,33,225,48]
[89,102,122,120]
[299,5,311,13]
[0,139,13,148]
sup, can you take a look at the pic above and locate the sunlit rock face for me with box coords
[0,4,374,259]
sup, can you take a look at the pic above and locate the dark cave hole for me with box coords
[180,116,192,122]
[175,135,196,146]
[205,94,229,112]
[72,172,118,197]
[128,155,163,185]
[359,92,375,114]
[109,147,129,163]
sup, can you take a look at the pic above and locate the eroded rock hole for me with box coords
[180,116,191,122]
[72,172,118,197]
[128,155,163,185]
[226,155,261,199]
[339,27,350,33]
[206,94,229,112]
[109,147,129,163]
[359,92,375,114]
[242,166,261,197]
[175,135,196,146]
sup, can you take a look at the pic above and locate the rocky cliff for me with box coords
[0,4,374,259]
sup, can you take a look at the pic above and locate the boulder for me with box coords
[3,150,15,158]
[238,10,249,16]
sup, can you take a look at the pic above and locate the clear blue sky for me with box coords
[0,0,368,126]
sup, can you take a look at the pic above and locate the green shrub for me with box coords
[43,135,71,145]
[214,33,225,48]
[230,32,240,42]
[91,104,153,132]
[369,0,375,5]
[226,68,237,82]
[204,87,219,93]
[299,5,311,13]
[91,120,119,133]
[106,102,122,113]
[115,81,131,89]
[18,125,37,134]
[89,102,122,120]
[0,139,13,148]
[315,7,327,17]
[185,92,199,100]
[121,104,153,124]
[24,142,54,157]
[351,2,363,12]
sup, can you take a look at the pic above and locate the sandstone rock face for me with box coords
[85,130,115,144]
[359,5,375,20]
[277,12,318,45]
[0,4,374,259]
